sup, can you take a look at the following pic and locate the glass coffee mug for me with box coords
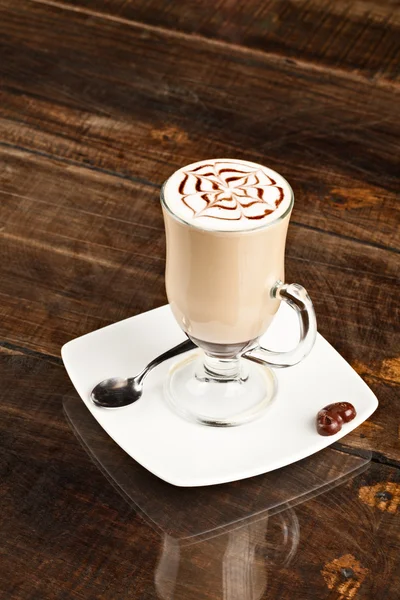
[161,159,317,427]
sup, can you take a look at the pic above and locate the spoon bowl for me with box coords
[91,377,143,408]
[90,339,196,408]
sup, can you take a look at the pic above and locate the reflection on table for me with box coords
[64,397,370,599]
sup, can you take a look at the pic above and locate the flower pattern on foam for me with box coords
[178,161,285,221]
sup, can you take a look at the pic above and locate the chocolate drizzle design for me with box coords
[177,161,285,222]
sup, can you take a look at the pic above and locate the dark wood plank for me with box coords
[0,147,167,356]
[32,0,400,82]
[1,147,399,463]
[0,2,399,597]
[0,353,157,600]
[1,350,399,599]
[0,0,399,250]
[341,381,399,467]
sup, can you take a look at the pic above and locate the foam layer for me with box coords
[162,159,293,231]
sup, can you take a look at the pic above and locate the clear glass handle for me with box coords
[243,281,317,368]
[264,507,300,567]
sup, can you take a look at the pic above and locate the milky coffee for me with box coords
[161,159,293,347]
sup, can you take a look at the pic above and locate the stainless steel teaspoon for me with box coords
[91,338,196,408]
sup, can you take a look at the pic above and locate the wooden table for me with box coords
[1,1,399,598]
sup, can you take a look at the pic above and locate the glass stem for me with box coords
[203,353,241,381]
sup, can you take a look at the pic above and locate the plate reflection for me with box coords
[63,397,370,599]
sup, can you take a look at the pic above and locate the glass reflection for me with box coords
[63,398,370,599]
[155,508,300,599]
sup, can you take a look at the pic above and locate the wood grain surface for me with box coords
[0,0,399,598]
[27,0,400,82]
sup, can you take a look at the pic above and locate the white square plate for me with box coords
[62,304,378,487]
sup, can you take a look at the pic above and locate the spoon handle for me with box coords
[136,338,196,382]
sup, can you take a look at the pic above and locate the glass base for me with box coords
[164,351,277,427]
